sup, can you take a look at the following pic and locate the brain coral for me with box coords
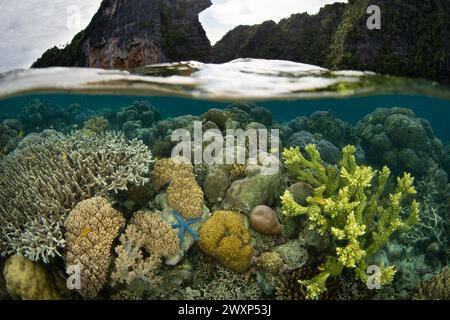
[198,211,253,273]
[356,107,446,176]
[64,197,125,299]
[3,255,61,300]
[0,131,152,262]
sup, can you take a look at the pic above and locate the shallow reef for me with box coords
[0,100,448,300]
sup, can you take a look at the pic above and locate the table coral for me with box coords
[3,255,61,300]
[0,131,151,262]
[198,211,253,273]
[281,143,419,299]
[64,197,125,299]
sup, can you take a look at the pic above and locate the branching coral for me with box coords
[111,224,162,297]
[0,131,152,262]
[402,194,446,247]
[199,265,261,300]
[64,197,125,299]
[111,211,179,297]
[281,144,419,299]
[414,266,450,300]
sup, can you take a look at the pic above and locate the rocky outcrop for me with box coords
[32,0,211,69]
[211,0,450,84]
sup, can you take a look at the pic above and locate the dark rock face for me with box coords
[32,0,211,69]
[211,0,450,83]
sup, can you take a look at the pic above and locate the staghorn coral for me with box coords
[402,194,446,248]
[281,144,419,299]
[64,197,125,299]
[414,266,450,300]
[198,211,253,273]
[3,255,61,300]
[0,131,151,262]
[150,157,193,191]
[167,170,204,219]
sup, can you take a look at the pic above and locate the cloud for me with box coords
[0,0,102,72]
[0,0,347,72]
[200,0,347,44]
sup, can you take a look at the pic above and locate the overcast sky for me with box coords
[0,0,346,72]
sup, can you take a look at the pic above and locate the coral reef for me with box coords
[224,167,284,214]
[199,265,261,300]
[281,144,419,299]
[198,211,253,273]
[117,101,161,127]
[0,120,21,159]
[285,130,342,164]
[283,111,358,148]
[64,197,125,299]
[151,157,193,191]
[83,116,109,134]
[167,169,204,219]
[203,165,231,203]
[3,255,61,300]
[257,251,284,274]
[356,107,446,177]
[249,205,282,236]
[414,266,450,300]
[0,131,152,262]
[111,224,162,297]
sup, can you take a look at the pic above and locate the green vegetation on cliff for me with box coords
[212,0,450,84]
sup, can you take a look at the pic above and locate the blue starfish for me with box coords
[171,210,202,245]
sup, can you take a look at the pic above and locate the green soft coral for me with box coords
[281,144,419,299]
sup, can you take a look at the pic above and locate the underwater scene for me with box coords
[0,60,449,301]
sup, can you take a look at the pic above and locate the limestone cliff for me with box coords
[32,0,212,69]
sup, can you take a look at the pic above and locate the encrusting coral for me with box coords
[198,211,253,273]
[0,131,152,262]
[111,211,179,297]
[64,197,125,299]
[281,144,419,299]
[3,255,61,300]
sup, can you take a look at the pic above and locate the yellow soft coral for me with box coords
[281,144,419,299]
[3,255,61,300]
[198,211,253,273]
